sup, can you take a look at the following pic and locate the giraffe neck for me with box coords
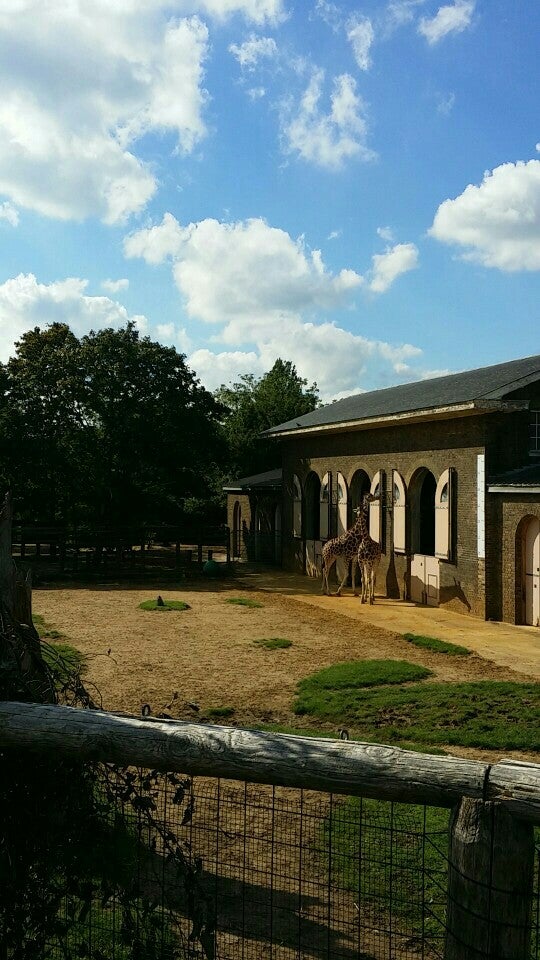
[353,507,370,541]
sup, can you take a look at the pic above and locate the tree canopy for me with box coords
[216,359,320,480]
[0,323,225,525]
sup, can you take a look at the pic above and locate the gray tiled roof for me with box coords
[223,468,282,491]
[264,353,540,435]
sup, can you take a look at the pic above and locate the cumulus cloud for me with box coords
[0,4,214,223]
[368,242,419,292]
[429,160,540,271]
[347,15,375,71]
[0,273,148,362]
[190,0,285,23]
[385,0,427,30]
[0,201,19,226]
[125,213,423,397]
[313,0,342,32]
[377,225,395,242]
[281,70,375,169]
[229,35,278,68]
[418,0,475,44]
[101,278,129,293]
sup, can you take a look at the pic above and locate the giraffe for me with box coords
[321,493,376,597]
[357,501,382,604]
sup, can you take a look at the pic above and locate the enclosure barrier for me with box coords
[0,701,539,959]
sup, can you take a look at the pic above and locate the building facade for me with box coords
[260,354,540,626]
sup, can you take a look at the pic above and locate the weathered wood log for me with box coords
[0,701,489,806]
[486,758,540,823]
[445,798,534,960]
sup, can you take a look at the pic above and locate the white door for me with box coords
[525,518,540,627]
[410,554,439,606]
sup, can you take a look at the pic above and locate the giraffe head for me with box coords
[353,492,378,518]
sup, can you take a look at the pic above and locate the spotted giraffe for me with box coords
[321,493,377,597]
[357,501,382,604]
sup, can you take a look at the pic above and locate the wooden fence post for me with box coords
[445,798,535,959]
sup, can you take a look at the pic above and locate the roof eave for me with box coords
[266,399,527,439]
[488,485,540,494]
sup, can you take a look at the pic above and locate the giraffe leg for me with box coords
[360,561,366,603]
[335,561,349,596]
[351,559,358,596]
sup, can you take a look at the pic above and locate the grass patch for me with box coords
[294,679,540,751]
[138,598,190,611]
[295,660,432,718]
[207,706,235,719]
[323,796,449,940]
[225,597,263,608]
[32,613,65,640]
[404,633,471,656]
[254,637,292,650]
[41,642,87,686]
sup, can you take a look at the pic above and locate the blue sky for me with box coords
[0,0,539,399]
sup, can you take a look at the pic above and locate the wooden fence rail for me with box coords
[1,701,539,959]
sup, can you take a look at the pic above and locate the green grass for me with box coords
[207,706,235,719]
[404,633,471,656]
[225,597,263,608]
[41,642,87,685]
[254,637,292,649]
[294,678,540,751]
[138,598,190,611]
[295,660,432,716]
[322,796,449,940]
[32,612,65,640]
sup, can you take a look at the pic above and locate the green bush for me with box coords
[254,637,292,649]
[138,599,190,611]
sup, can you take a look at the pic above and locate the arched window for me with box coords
[320,472,331,540]
[292,475,302,539]
[336,472,348,536]
[392,471,406,553]
[435,469,453,560]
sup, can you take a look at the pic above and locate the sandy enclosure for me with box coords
[33,580,531,726]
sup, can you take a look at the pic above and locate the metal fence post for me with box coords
[445,797,535,959]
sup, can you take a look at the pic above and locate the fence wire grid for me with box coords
[1,761,533,960]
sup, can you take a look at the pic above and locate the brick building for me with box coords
[228,354,540,626]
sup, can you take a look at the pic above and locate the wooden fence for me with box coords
[0,701,538,959]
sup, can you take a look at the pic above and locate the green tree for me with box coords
[0,323,225,525]
[217,359,319,479]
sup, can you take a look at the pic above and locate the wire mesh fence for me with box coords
[0,760,526,960]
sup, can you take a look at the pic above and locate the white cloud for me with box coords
[282,70,375,169]
[0,273,148,362]
[437,92,456,115]
[429,160,540,271]
[418,0,475,44]
[0,201,19,226]
[368,242,419,292]
[377,225,395,242]
[0,5,213,223]
[229,35,278,68]
[126,212,424,398]
[247,86,267,100]
[347,15,375,71]
[313,0,342,32]
[327,229,342,240]
[189,0,285,23]
[124,212,186,263]
[101,278,130,293]
[156,323,193,353]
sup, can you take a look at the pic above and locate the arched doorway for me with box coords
[349,469,370,522]
[410,468,436,556]
[519,516,540,626]
[304,472,321,540]
[232,501,242,559]
[304,472,321,577]
[409,468,438,606]
[274,503,282,563]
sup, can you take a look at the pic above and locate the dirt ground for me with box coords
[34,578,535,742]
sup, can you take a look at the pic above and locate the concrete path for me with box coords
[237,567,540,679]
